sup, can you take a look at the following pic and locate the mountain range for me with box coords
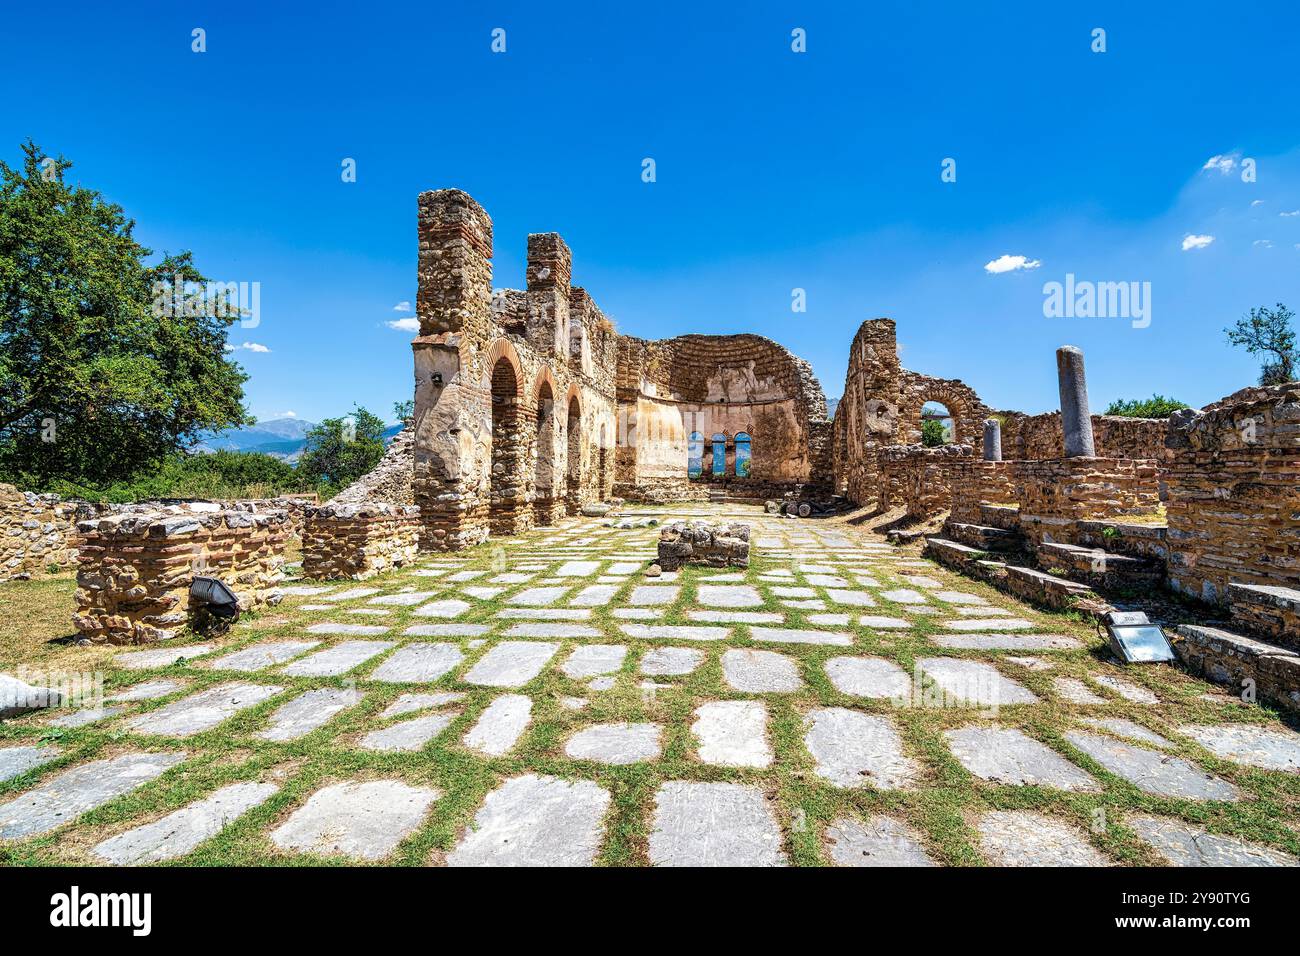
[193,417,402,463]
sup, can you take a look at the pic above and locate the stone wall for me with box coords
[333,427,414,506]
[657,520,751,571]
[997,412,1170,462]
[878,444,974,519]
[0,483,96,581]
[947,460,1019,524]
[1015,458,1161,547]
[72,504,290,644]
[1164,383,1300,603]
[302,503,420,580]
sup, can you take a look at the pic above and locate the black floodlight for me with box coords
[190,576,241,619]
[1103,610,1174,663]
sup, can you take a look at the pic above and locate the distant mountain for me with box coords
[825,397,839,420]
[193,417,406,464]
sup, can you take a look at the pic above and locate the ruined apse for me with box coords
[409,189,832,549]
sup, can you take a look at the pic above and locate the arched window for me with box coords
[734,432,751,477]
[921,402,954,446]
[711,433,727,476]
[687,431,704,478]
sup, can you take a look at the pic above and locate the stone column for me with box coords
[982,418,1002,461]
[1056,345,1096,458]
[526,233,572,361]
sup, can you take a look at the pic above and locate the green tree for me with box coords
[921,419,947,447]
[1103,395,1190,418]
[1225,303,1297,385]
[298,405,386,494]
[0,140,249,489]
[393,399,414,425]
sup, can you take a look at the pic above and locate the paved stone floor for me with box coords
[2,504,1298,866]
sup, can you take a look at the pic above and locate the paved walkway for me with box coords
[2,505,1298,866]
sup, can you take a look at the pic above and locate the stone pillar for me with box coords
[983,418,1002,461]
[412,189,495,551]
[526,233,572,361]
[1056,345,1096,458]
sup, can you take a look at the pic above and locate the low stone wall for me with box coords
[0,482,100,581]
[72,504,290,644]
[657,520,750,571]
[878,444,973,519]
[998,413,1170,462]
[333,427,414,506]
[1015,457,1161,547]
[302,503,421,580]
[947,460,1018,524]
[1164,383,1300,604]
[1175,624,1300,714]
[1227,584,1300,651]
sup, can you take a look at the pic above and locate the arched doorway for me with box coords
[734,432,752,477]
[687,431,704,478]
[489,357,524,533]
[533,379,557,525]
[565,394,582,514]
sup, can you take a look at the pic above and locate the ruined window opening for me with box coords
[687,431,704,478]
[711,433,727,476]
[735,432,751,478]
[921,401,954,446]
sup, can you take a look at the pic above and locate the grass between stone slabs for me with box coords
[0,510,1297,866]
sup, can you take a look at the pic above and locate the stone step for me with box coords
[1174,623,1300,715]
[923,537,987,570]
[1227,583,1300,650]
[945,522,1023,552]
[1036,542,1164,590]
[979,504,1021,531]
[1002,565,1102,612]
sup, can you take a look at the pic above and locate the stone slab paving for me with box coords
[361,711,460,752]
[1064,731,1240,801]
[1091,674,1159,704]
[1080,718,1171,748]
[305,622,391,636]
[369,591,438,606]
[445,774,610,867]
[0,745,61,785]
[561,645,628,678]
[697,585,762,608]
[0,751,187,839]
[934,634,1081,650]
[106,679,186,702]
[370,643,464,683]
[880,589,929,604]
[805,708,918,789]
[47,706,124,729]
[564,722,662,764]
[208,640,321,672]
[1127,815,1297,867]
[259,688,361,742]
[380,692,464,719]
[282,640,396,677]
[977,810,1109,866]
[942,618,1035,631]
[463,641,560,688]
[570,584,618,606]
[323,587,380,601]
[128,682,283,737]
[748,627,852,647]
[688,610,784,624]
[497,608,591,620]
[825,589,876,607]
[404,623,490,638]
[270,780,439,860]
[507,586,571,606]
[692,700,771,767]
[825,817,936,867]
[945,727,1099,791]
[620,623,730,642]
[717,648,799,693]
[463,694,532,756]
[1054,677,1107,705]
[504,623,603,639]
[116,644,214,670]
[648,782,785,867]
[413,598,472,618]
[629,585,679,606]
[93,781,279,865]
[825,656,911,699]
[859,615,911,629]
[1177,724,1300,772]
[916,658,1038,707]
[639,646,705,676]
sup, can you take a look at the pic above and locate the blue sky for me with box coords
[5,1,1300,423]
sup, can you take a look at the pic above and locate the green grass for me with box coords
[1,508,1297,867]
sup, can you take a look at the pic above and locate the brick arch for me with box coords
[484,337,524,397]
[532,364,559,404]
[899,371,989,446]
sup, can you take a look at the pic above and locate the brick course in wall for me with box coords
[1164,383,1300,604]
[1015,457,1161,547]
[301,503,420,580]
[72,504,290,644]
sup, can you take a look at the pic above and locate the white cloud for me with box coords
[262,410,297,420]
[1252,199,1265,207]
[1281,210,1300,217]
[392,301,412,312]
[983,254,1041,274]
[225,341,272,353]
[1253,239,1274,248]
[1202,154,1237,175]
[1181,234,1215,251]
[385,317,420,332]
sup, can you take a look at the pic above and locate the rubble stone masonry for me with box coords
[0,482,95,581]
[302,503,420,580]
[72,504,290,644]
[947,460,1019,524]
[1015,457,1161,547]
[878,444,974,519]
